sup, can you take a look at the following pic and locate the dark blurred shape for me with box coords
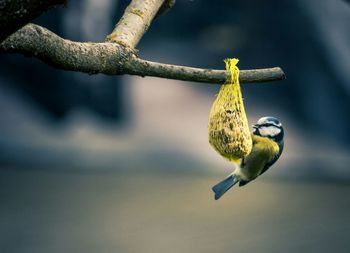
[0,0,126,121]
[0,0,66,43]
[155,0,176,19]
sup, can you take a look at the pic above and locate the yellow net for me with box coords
[208,58,252,162]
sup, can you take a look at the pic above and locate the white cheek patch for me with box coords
[259,126,281,137]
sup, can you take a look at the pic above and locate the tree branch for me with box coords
[106,0,164,48]
[127,57,285,84]
[0,0,285,84]
[0,24,133,74]
[0,24,285,84]
[0,0,66,43]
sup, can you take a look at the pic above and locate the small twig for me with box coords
[128,57,285,83]
[0,24,285,84]
[106,0,164,48]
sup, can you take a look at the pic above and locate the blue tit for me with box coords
[212,116,284,200]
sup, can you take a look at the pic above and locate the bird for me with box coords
[212,116,284,200]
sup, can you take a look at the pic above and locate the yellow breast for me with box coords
[238,134,279,180]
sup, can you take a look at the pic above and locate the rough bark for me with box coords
[106,0,164,48]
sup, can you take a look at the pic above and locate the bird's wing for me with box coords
[248,135,280,175]
[259,139,283,176]
[238,135,281,187]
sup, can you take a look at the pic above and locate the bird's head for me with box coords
[252,116,284,144]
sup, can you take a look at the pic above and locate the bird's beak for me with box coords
[252,124,259,134]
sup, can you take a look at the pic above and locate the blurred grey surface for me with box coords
[1,0,350,252]
[1,169,350,253]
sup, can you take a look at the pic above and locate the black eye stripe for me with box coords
[258,123,282,128]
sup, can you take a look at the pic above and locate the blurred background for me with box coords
[1,0,350,252]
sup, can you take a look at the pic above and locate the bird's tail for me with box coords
[212,173,239,200]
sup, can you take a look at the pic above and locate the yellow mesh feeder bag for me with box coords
[208,58,252,162]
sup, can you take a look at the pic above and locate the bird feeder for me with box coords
[208,58,252,162]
